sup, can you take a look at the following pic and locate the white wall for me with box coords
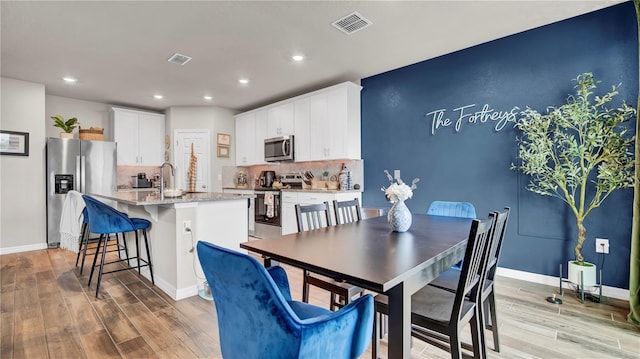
[0,78,47,253]
[166,107,236,192]
[45,95,113,140]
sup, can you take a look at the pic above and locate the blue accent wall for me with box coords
[361,2,638,289]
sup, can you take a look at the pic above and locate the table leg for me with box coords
[387,282,411,359]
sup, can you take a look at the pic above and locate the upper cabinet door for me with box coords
[267,102,294,137]
[113,110,139,165]
[254,109,268,165]
[137,113,165,166]
[235,112,256,166]
[293,98,310,162]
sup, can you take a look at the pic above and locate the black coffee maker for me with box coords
[259,171,276,188]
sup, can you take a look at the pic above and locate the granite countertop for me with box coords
[222,186,362,194]
[92,191,255,206]
[279,188,362,194]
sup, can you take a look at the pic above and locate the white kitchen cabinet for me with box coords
[235,112,256,166]
[222,188,255,235]
[111,107,165,166]
[234,81,361,163]
[308,82,361,161]
[254,110,267,165]
[267,102,294,137]
[235,109,267,166]
[293,97,310,162]
[280,190,362,235]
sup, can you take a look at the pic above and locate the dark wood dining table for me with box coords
[240,213,472,359]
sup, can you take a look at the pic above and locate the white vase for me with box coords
[59,132,73,139]
[388,200,412,232]
[567,260,597,287]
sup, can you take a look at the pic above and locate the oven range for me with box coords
[253,173,302,239]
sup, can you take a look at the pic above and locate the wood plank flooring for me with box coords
[1,248,638,358]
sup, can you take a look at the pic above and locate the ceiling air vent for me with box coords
[331,11,372,35]
[167,53,192,66]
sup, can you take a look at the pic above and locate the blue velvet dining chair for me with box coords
[196,241,374,359]
[427,201,477,219]
[427,201,477,270]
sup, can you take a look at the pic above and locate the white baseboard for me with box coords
[0,243,49,255]
[144,270,198,301]
[496,267,629,301]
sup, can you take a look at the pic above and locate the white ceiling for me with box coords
[0,1,624,113]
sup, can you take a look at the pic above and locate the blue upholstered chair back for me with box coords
[82,195,135,234]
[196,241,373,359]
[427,201,477,219]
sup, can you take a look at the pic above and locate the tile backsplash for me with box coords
[117,165,162,188]
[222,159,364,190]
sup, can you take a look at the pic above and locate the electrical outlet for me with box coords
[595,238,609,254]
[183,220,192,234]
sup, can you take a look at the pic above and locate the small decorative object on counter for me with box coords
[382,170,420,232]
[339,163,352,190]
[236,170,248,188]
[187,143,197,193]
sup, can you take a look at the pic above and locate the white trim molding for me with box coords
[496,266,629,301]
[0,243,48,255]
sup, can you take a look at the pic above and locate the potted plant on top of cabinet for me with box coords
[512,72,636,288]
[51,115,79,139]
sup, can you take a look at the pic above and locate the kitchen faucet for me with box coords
[159,162,175,195]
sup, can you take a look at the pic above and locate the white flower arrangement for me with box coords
[381,170,420,203]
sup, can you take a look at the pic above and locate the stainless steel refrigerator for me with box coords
[46,137,117,248]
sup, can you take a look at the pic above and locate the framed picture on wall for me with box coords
[217,133,231,146]
[217,145,230,158]
[0,130,29,156]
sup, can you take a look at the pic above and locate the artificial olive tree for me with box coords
[513,72,636,264]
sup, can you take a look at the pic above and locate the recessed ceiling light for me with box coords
[292,55,305,62]
[203,95,213,100]
[63,77,77,83]
[153,94,164,99]
[238,79,249,85]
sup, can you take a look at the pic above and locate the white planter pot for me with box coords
[59,132,74,139]
[567,260,597,287]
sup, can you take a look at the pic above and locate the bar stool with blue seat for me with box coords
[75,207,131,275]
[82,195,154,297]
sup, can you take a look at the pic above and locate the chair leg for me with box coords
[76,222,88,267]
[121,232,131,266]
[95,234,110,297]
[88,234,104,286]
[329,293,337,311]
[470,309,486,359]
[488,292,500,352]
[142,229,154,284]
[302,270,310,302]
[78,223,91,275]
[450,328,463,359]
[372,311,381,359]
[135,230,142,275]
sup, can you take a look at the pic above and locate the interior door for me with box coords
[175,130,210,192]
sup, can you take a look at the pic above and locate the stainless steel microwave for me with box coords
[264,135,294,162]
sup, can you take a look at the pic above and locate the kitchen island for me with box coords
[92,191,254,300]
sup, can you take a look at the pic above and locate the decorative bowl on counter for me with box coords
[163,188,183,197]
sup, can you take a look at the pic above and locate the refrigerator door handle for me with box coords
[75,155,81,192]
[80,155,86,193]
